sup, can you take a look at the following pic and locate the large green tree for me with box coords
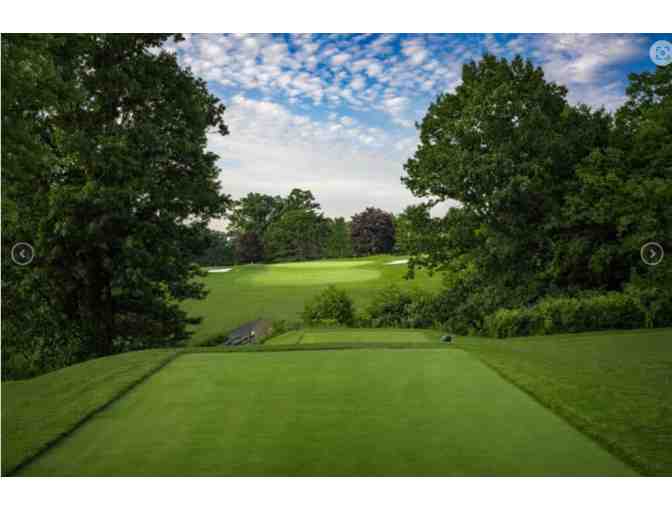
[324,217,353,258]
[264,208,329,261]
[228,192,284,238]
[403,55,671,333]
[2,34,229,373]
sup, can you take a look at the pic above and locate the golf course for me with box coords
[4,37,672,482]
[184,256,444,345]
[3,257,671,476]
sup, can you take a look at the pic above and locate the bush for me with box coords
[302,286,355,326]
[482,291,662,338]
[364,285,437,328]
[625,271,672,328]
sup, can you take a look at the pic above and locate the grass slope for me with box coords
[183,255,443,345]
[1,349,178,475]
[457,328,672,476]
[18,350,633,476]
[267,327,442,345]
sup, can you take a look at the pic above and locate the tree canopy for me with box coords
[2,34,230,375]
[351,207,396,256]
[402,55,671,333]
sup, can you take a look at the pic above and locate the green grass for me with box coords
[1,349,178,475]
[17,349,633,476]
[183,255,443,345]
[457,328,672,476]
[267,327,442,345]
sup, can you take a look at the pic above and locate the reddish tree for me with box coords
[350,207,396,256]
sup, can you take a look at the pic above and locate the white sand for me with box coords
[208,268,232,273]
[385,259,409,265]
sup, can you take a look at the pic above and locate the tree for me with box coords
[282,188,320,212]
[558,64,672,293]
[228,189,320,262]
[403,55,606,280]
[264,209,328,261]
[402,54,671,333]
[393,205,430,255]
[2,34,230,368]
[228,192,284,238]
[324,217,353,258]
[302,286,355,326]
[235,231,264,263]
[192,230,235,267]
[350,207,396,256]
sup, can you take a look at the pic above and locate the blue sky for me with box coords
[162,33,669,226]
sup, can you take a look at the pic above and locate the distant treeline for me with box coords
[193,189,408,266]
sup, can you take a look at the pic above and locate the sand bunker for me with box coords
[385,259,409,265]
[208,268,232,273]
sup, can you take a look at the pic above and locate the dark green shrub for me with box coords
[364,285,436,328]
[302,286,354,326]
[625,272,672,328]
[482,291,657,338]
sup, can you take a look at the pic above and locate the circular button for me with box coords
[11,242,35,266]
[640,242,664,266]
[650,40,672,67]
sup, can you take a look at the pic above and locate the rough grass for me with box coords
[183,255,443,345]
[17,350,633,476]
[456,328,672,476]
[267,327,442,345]
[1,349,178,475]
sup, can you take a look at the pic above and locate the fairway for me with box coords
[183,256,444,345]
[18,349,634,476]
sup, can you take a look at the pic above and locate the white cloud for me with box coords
[164,33,652,227]
[401,39,428,65]
[209,97,430,221]
[330,52,351,66]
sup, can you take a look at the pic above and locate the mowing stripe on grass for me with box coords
[2,350,181,476]
[186,341,454,354]
[18,349,636,476]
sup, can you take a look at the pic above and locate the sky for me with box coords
[161,33,668,228]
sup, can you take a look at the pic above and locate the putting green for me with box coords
[250,267,381,286]
[18,350,635,476]
[270,260,374,269]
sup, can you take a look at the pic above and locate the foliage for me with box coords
[264,208,329,261]
[324,217,353,258]
[229,189,333,262]
[2,35,229,366]
[393,205,429,255]
[482,290,672,339]
[350,207,396,256]
[363,284,436,328]
[228,192,284,238]
[302,285,355,326]
[191,229,235,267]
[235,231,264,263]
[403,55,672,331]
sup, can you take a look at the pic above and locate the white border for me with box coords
[1,477,669,510]
[2,3,670,509]
[1,1,672,32]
